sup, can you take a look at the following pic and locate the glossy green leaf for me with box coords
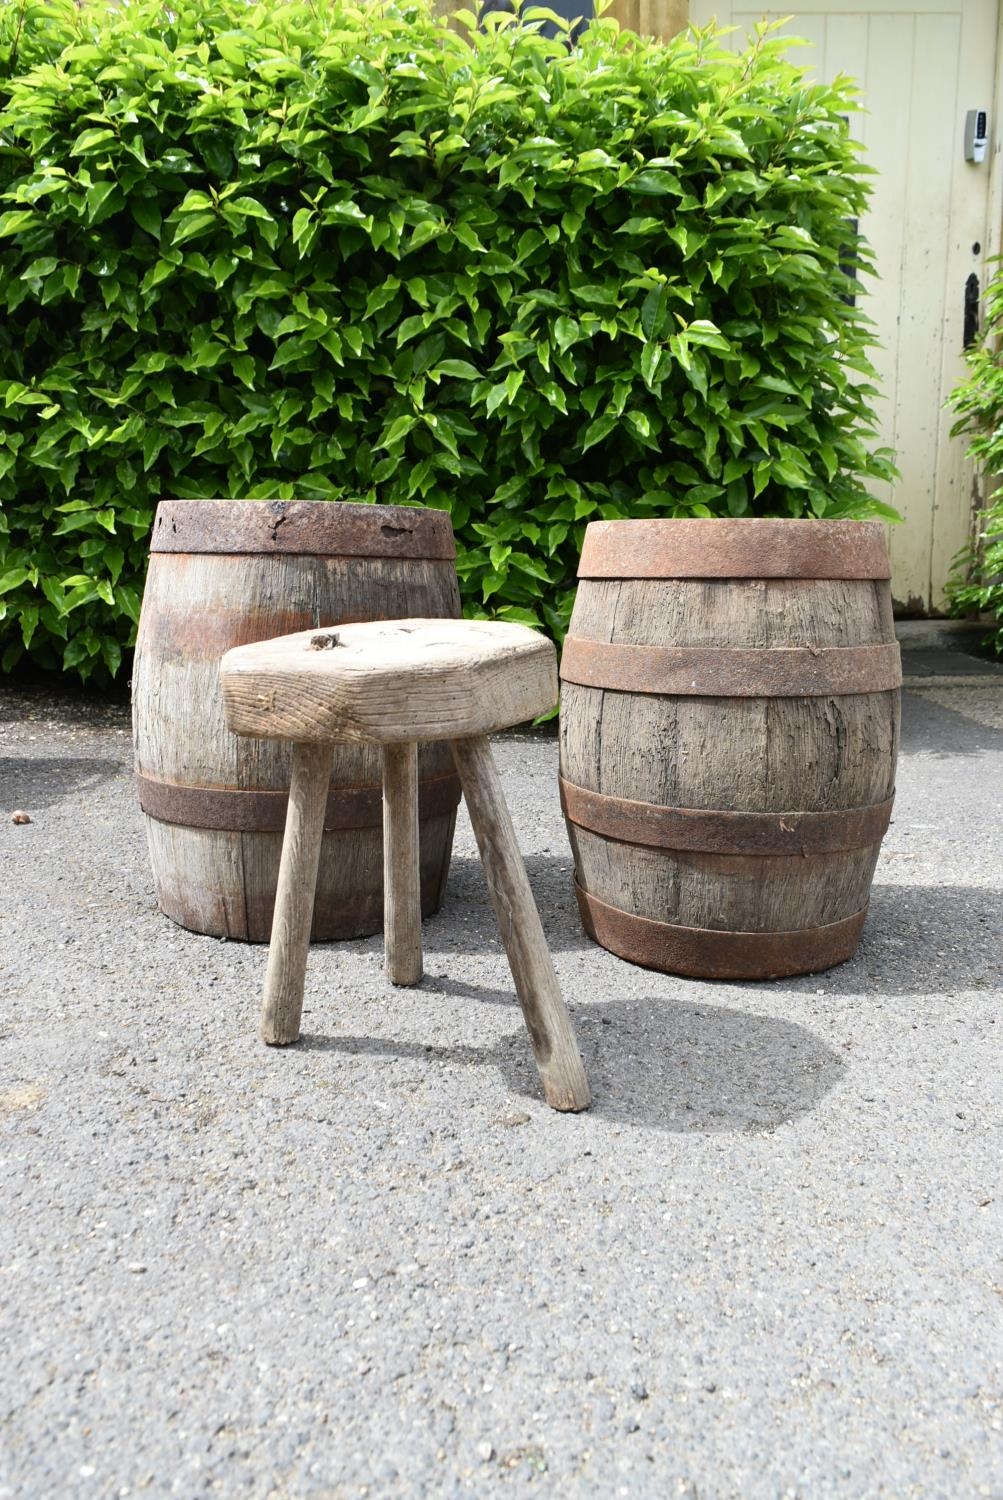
[0,0,898,685]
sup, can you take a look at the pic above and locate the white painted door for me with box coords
[687,0,1001,613]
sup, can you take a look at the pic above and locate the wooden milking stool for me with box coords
[220,619,591,1113]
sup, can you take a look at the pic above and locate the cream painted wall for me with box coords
[681,0,1002,614]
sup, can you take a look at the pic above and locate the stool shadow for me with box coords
[298,990,844,1134]
[439,854,591,953]
[0,755,125,812]
[422,975,521,1007]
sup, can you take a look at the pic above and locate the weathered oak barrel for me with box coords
[133,500,462,942]
[559,518,902,979]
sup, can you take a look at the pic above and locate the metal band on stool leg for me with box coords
[383,742,423,986]
[261,742,333,1045]
[450,734,591,1113]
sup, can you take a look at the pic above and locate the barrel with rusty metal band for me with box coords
[558,518,902,980]
[133,499,462,942]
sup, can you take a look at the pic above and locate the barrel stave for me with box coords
[568,825,882,932]
[561,682,898,814]
[573,576,891,649]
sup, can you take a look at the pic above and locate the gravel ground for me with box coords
[1,680,1001,1500]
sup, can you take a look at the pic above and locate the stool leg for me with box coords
[450,735,591,1113]
[261,741,333,1046]
[383,742,423,986]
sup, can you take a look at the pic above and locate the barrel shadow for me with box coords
[786,882,1003,997]
[440,858,1002,997]
[298,990,845,1134]
[900,687,1003,756]
[0,755,125,812]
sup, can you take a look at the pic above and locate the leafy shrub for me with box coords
[947,259,1003,655]
[0,0,896,682]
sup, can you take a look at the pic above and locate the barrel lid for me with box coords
[578,518,891,580]
[150,500,456,559]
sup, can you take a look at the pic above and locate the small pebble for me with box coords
[126,1263,147,1275]
[476,1442,494,1463]
[10,810,31,825]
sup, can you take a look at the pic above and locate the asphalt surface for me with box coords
[1,672,1001,1500]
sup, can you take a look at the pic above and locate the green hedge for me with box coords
[0,0,896,682]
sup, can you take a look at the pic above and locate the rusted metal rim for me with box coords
[577,519,891,580]
[151,500,456,559]
[136,770,462,832]
[560,639,902,697]
[560,778,894,855]
[574,879,867,979]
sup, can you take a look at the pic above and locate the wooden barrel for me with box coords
[559,518,902,980]
[132,500,462,942]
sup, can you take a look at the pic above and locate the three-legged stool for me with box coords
[220,618,590,1112]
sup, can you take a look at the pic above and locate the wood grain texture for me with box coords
[383,743,423,987]
[559,560,901,976]
[260,742,333,1045]
[451,735,590,1113]
[565,827,882,933]
[221,620,559,744]
[132,546,461,941]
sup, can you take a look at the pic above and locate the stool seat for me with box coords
[221,618,557,745]
[219,617,590,1113]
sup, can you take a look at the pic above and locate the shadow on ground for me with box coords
[0,755,126,811]
[298,989,845,1134]
[901,689,1003,755]
[797,882,1003,996]
[304,874,1000,1127]
[442,858,1003,997]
